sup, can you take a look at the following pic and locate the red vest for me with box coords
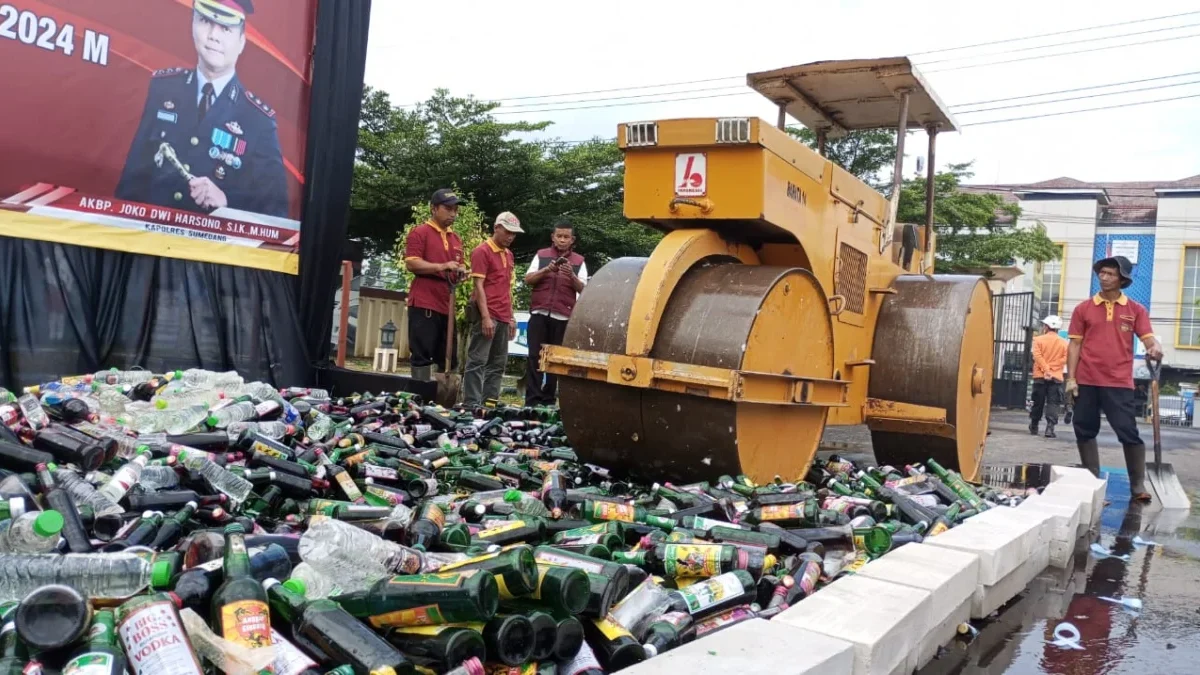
[531,247,585,317]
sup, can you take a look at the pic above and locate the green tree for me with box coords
[350,88,660,276]
[788,127,1059,272]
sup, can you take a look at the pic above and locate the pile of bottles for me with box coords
[0,368,1032,675]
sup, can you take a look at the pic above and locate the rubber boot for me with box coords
[1123,443,1149,499]
[410,364,433,382]
[1076,438,1101,478]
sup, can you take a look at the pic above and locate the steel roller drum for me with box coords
[558,258,836,484]
[867,275,994,481]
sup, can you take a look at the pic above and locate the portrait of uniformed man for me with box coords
[115,0,289,218]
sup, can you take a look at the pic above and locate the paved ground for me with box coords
[821,408,1200,493]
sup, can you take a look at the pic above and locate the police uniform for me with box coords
[114,0,288,218]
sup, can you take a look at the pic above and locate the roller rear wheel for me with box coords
[867,276,994,481]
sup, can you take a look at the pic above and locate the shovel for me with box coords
[433,272,462,408]
[1146,357,1191,509]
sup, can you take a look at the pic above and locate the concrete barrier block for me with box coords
[916,595,971,671]
[922,517,1039,585]
[1041,481,1103,529]
[775,575,931,675]
[966,505,1054,551]
[1018,493,1084,550]
[618,618,855,675]
[856,543,979,631]
[970,544,1050,618]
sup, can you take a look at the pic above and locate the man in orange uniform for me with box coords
[1066,256,1163,502]
[464,212,523,407]
[1030,315,1068,438]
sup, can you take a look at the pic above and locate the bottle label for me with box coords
[475,520,527,539]
[694,605,754,638]
[557,523,610,539]
[589,501,634,523]
[689,516,736,532]
[195,557,224,573]
[387,572,471,587]
[333,471,362,501]
[664,544,722,578]
[117,601,204,675]
[823,498,853,514]
[422,503,446,530]
[251,441,288,459]
[678,573,743,614]
[342,451,371,467]
[367,603,445,628]
[363,464,399,480]
[593,617,632,641]
[535,550,605,575]
[486,664,537,675]
[391,624,454,636]
[927,520,949,537]
[564,534,604,545]
[364,486,402,506]
[269,630,316,675]
[219,600,273,654]
[559,640,602,675]
[759,504,801,521]
[62,653,113,675]
[797,561,820,596]
[852,533,866,551]
[655,610,692,631]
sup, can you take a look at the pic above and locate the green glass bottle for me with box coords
[579,500,674,531]
[444,615,535,667]
[582,616,645,672]
[791,524,893,558]
[525,564,589,615]
[668,570,757,619]
[532,547,628,618]
[472,519,546,546]
[548,542,612,559]
[612,543,741,579]
[925,459,987,510]
[61,609,128,675]
[264,578,413,675]
[435,545,539,599]
[211,523,275,657]
[384,624,485,673]
[408,502,446,552]
[741,500,817,527]
[501,609,557,662]
[550,522,623,551]
[332,571,499,629]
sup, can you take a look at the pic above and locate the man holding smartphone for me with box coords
[523,219,588,406]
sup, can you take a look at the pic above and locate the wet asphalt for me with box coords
[916,466,1200,675]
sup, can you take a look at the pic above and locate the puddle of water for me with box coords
[919,464,1200,675]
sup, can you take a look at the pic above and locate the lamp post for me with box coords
[380,320,397,349]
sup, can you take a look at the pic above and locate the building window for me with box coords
[1180,246,1200,346]
[1037,244,1066,318]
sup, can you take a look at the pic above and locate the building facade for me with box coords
[966,176,1200,378]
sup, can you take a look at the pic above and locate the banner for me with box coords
[0,0,316,274]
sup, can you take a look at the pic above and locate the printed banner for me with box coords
[0,0,316,274]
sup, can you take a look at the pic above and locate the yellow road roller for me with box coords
[540,57,994,484]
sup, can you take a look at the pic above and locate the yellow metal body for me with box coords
[616,118,923,427]
[543,115,992,482]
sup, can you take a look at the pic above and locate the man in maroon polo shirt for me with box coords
[463,211,523,407]
[403,189,466,382]
[1066,255,1163,502]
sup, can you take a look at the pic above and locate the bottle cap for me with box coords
[155,399,168,410]
[206,415,220,427]
[283,578,307,596]
[503,489,522,503]
[33,510,64,537]
[151,560,173,589]
[642,643,658,658]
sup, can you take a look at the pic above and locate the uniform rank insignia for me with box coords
[157,111,178,123]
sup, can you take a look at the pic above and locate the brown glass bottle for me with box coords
[211,523,275,658]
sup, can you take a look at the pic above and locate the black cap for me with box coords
[1093,255,1134,289]
[431,189,461,207]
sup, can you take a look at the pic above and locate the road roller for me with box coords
[540,57,994,484]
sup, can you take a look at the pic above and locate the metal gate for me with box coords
[992,292,1035,409]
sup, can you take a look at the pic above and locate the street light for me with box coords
[380,320,397,349]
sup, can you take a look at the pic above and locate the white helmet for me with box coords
[1042,315,1062,330]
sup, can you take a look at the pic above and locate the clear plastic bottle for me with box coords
[0,551,173,602]
[94,386,133,415]
[138,465,181,491]
[175,449,253,504]
[97,450,150,503]
[153,388,222,411]
[305,412,332,442]
[297,518,424,592]
[179,369,243,389]
[91,369,155,386]
[158,405,210,435]
[287,562,345,599]
[206,401,257,429]
[226,421,290,440]
[51,466,122,516]
[17,393,49,430]
[504,489,553,518]
[0,510,64,553]
[240,382,285,407]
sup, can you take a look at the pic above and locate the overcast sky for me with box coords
[363,0,1200,185]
